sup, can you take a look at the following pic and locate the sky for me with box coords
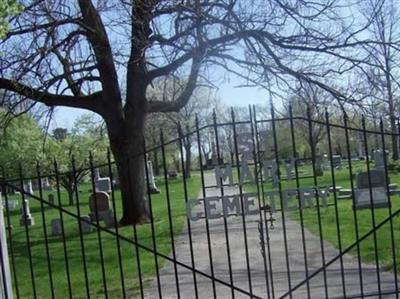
[51,81,271,129]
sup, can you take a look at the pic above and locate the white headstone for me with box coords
[147,160,160,194]
[0,193,14,299]
[42,177,52,190]
[20,199,34,227]
[322,154,330,170]
[95,177,111,193]
[2,199,18,210]
[25,180,34,195]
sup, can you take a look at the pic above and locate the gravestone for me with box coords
[373,149,388,170]
[42,177,52,190]
[80,215,94,234]
[95,177,112,193]
[322,154,330,170]
[48,194,55,206]
[354,170,389,209]
[147,159,160,194]
[51,219,62,236]
[168,170,178,180]
[24,180,34,195]
[20,199,34,227]
[88,192,115,226]
[2,199,18,210]
[315,155,323,176]
[331,155,342,168]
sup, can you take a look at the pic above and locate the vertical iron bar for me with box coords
[142,142,162,299]
[306,107,328,299]
[361,116,382,297]
[195,115,217,298]
[253,106,275,299]
[130,148,145,299]
[379,119,398,298]
[177,124,199,299]
[132,222,144,299]
[270,107,292,299]
[343,114,364,297]
[2,175,21,299]
[212,110,235,299]
[106,149,127,299]
[18,164,37,299]
[88,153,108,299]
[249,105,271,299]
[36,163,55,299]
[288,106,311,299]
[71,156,91,299]
[324,109,346,298]
[231,108,253,296]
[53,160,73,299]
[160,130,181,299]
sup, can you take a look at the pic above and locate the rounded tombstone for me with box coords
[89,192,111,213]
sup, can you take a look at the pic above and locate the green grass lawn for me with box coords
[6,161,400,298]
[4,175,200,299]
[250,160,400,273]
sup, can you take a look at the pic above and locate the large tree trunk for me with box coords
[107,111,150,226]
[61,176,74,206]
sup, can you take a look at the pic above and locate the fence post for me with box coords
[0,192,13,299]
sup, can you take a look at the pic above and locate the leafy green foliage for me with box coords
[0,0,22,38]
[0,111,46,177]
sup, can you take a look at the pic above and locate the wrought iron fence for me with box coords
[0,106,400,298]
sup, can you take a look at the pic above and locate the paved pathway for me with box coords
[144,174,397,298]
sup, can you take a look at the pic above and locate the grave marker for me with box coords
[95,177,112,193]
[331,155,342,168]
[25,180,34,195]
[2,199,18,210]
[354,170,389,209]
[146,159,160,194]
[80,216,94,234]
[51,219,62,236]
[373,149,388,170]
[20,199,34,227]
[88,192,115,226]
[315,155,323,176]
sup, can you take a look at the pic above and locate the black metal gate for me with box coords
[1,106,399,298]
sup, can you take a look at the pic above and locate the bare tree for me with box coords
[0,0,388,224]
[285,84,331,155]
[359,0,400,159]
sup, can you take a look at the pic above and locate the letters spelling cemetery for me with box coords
[186,132,397,221]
